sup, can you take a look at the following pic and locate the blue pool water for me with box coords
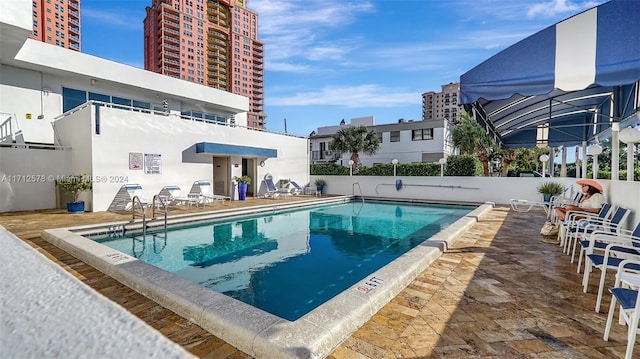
[96,201,472,320]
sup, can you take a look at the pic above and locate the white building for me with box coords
[309,116,453,167]
[0,0,309,212]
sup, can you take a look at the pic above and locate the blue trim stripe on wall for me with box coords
[195,142,277,158]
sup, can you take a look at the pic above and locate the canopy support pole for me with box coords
[611,122,620,181]
[581,141,588,178]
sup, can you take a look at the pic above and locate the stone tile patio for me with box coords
[1,198,636,358]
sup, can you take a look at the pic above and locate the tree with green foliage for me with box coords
[452,114,498,176]
[329,125,380,174]
[452,115,484,155]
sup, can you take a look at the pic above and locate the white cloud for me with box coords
[251,0,374,67]
[527,0,601,18]
[270,84,418,108]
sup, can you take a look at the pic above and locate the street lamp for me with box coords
[391,159,399,177]
[587,144,603,179]
[348,160,354,176]
[539,154,549,178]
[619,126,640,181]
[438,158,446,177]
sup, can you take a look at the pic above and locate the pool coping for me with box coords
[42,198,495,359]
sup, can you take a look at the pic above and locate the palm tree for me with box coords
[452,114,498,176]
[329,125,380,173]
[451,115,484,155]
[501,149,516,176]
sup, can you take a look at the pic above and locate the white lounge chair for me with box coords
[263,178,291,198]
[123,184,152,209]
[289,181,305,195]
[158,185,201,207]
[189,180,230,205]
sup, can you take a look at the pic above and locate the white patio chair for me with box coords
[189,180,230,205]
[577,221,640,274]
[569,207,631,265]
[560,203,612,253]
[123,184,152,209]
[158,185,201,207]
[582,241,640,313]
[263,178,291,198]
[604,259,640,359]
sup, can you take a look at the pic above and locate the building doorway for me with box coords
[242,158,255,197]
[212,156,230,196]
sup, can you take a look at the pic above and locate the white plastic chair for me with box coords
[570,207,631,265]
[582,241,640,313]
[577,221,640,274]
[560,203,612,254]
[604,259,640,359]
[158,185,201,207]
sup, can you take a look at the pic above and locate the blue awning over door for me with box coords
[195,142,277,158]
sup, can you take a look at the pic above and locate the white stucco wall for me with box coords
[313,175,640,230]
[52,104,308,212]
[0,147,70,212]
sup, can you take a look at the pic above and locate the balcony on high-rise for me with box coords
[161,19,179,30]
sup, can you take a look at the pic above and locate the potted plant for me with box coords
[56,174,92,213]
[234,175,251,201]
[536,181,563,202]
[314,178,327,195]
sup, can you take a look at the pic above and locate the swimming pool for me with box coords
[44,197,493,358]
[95,201,473,321]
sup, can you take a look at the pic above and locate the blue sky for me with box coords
[81,0,603,137]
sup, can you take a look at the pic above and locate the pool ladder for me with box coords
[352,182,364,203]
[131,195,168,236]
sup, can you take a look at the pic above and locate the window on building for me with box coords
[62,87,87,112]
[412,129,434,141]
[390,131,400,142]
[112,96,132,110]
[88,92,110,103]
[377,132,383,143]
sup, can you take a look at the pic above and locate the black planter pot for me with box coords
[66,201,85,213]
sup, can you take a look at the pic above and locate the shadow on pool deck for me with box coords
[1,198,636,358]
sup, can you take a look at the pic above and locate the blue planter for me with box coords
[316,185,323,195]
[66,201,85,213]
[238,183,247,200]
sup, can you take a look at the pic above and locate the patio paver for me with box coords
[1,199,636,358]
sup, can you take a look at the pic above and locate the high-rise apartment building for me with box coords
[421,82,466,122]
[144,0,265,129]
[29,0,81,51]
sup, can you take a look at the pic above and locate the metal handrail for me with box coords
[375,183,480,194]
[352,182,364,203]
[152,194,168,231]
[131,195,146,236]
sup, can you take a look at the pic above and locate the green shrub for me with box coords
[445,155,477,176]
[311,163,349,176]
[536,181,564,197]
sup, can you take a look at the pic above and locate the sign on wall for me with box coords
[144,153,162,174]
[129,152,143,170]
